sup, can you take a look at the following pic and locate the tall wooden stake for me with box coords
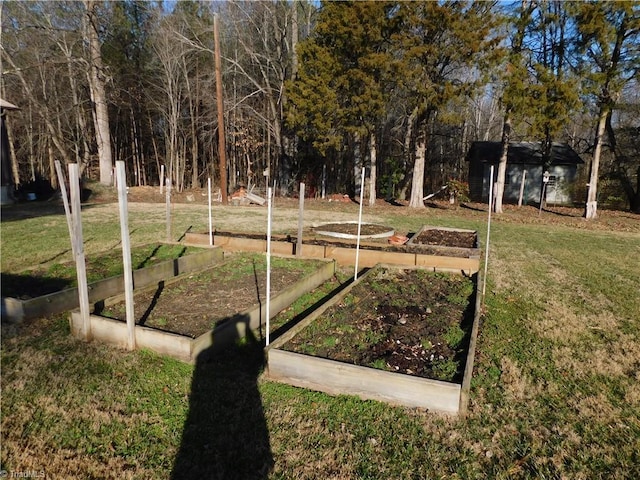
[69,163,91,340]
[517,170,527,207]
[116,162,136,350]
[265,186,273,346]
[482,165,494,307]
[165,177,172,242]
[354,168,366,281]
[214,13,228,204]
[54,160,74,256]
[296,182,305,256]
[208,177,213,246]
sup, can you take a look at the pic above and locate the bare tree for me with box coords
[84,0,113,185]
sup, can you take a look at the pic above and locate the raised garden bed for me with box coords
[266,264,481,414]
[184,229,480,274]
[407,226,480,259]
[312,221,395,239]
[70,253,336,363]
[2,244,222,323]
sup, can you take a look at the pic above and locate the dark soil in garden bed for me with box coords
[212,230,477,258]
[100,253,326,338]
[312,222,392,237]
[283,267,475,383]
[412,229,477,249]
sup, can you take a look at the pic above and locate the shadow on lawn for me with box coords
[170,322,273,480]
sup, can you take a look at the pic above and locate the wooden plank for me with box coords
[245,191,266,205]
[415,254,479,274]
[459,272,483,415]
[267,349,460,413]
[116,162,136,350]
[301,243,325,259]
[5,248,222,323]
[69,164,91,341]
[136,325,192,363]
[271,241,294,255]
[221,236,266,252]
[326,247,413,267]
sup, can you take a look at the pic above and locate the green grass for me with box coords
[2,200,640,478]
[1,243,202,298]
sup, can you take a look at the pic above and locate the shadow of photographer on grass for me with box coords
[170,323,273,480]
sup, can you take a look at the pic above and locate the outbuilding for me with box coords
[466,141,584,206]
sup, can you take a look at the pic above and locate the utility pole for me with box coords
[214,13,228,204]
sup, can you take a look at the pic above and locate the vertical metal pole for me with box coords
[116,162,136,350]
[265,187,273,346]
[354,168,366,281]
[296,182,305,256]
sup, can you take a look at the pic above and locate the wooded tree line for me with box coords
[1,0,639,216]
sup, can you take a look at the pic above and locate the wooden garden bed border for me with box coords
[265,264,482,415]
[184,231,480,275]
[70,257,336,363]
[2,246,224,323]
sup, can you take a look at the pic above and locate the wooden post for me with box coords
[482,165,494,307]
[296,182,305,256]
[165,177,172,242]
[354,168,366,281]
[322,164,326,199]
[266,186,273,346]
[208,177,213,246]
[214,13,228,204]
[54,160,75,256]
[517,170,527,207]
[69,163,91,340]
[116,162,136,350]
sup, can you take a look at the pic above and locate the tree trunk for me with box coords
[585,105,608,219]
[397,108,417,201]
[409,121,427,208]
[632,165,640,214]
[368,132,377,206]
[6,116,20,186]
[494,111,511,213]
[353,133,362,199]
[84,0,113,186]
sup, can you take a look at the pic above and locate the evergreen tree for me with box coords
[572,1,640,218]
[392,1,501,207]
[287,0,394,199]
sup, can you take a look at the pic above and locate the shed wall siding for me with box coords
[477,164,578,205]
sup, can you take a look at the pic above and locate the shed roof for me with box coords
[467,141,584,166]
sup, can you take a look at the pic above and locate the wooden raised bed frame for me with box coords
[184,230,480,275]
[2,246,224,323]
[70,256,336,363]
[265,264,482,415]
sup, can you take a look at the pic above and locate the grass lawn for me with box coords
[1,196,639,479]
